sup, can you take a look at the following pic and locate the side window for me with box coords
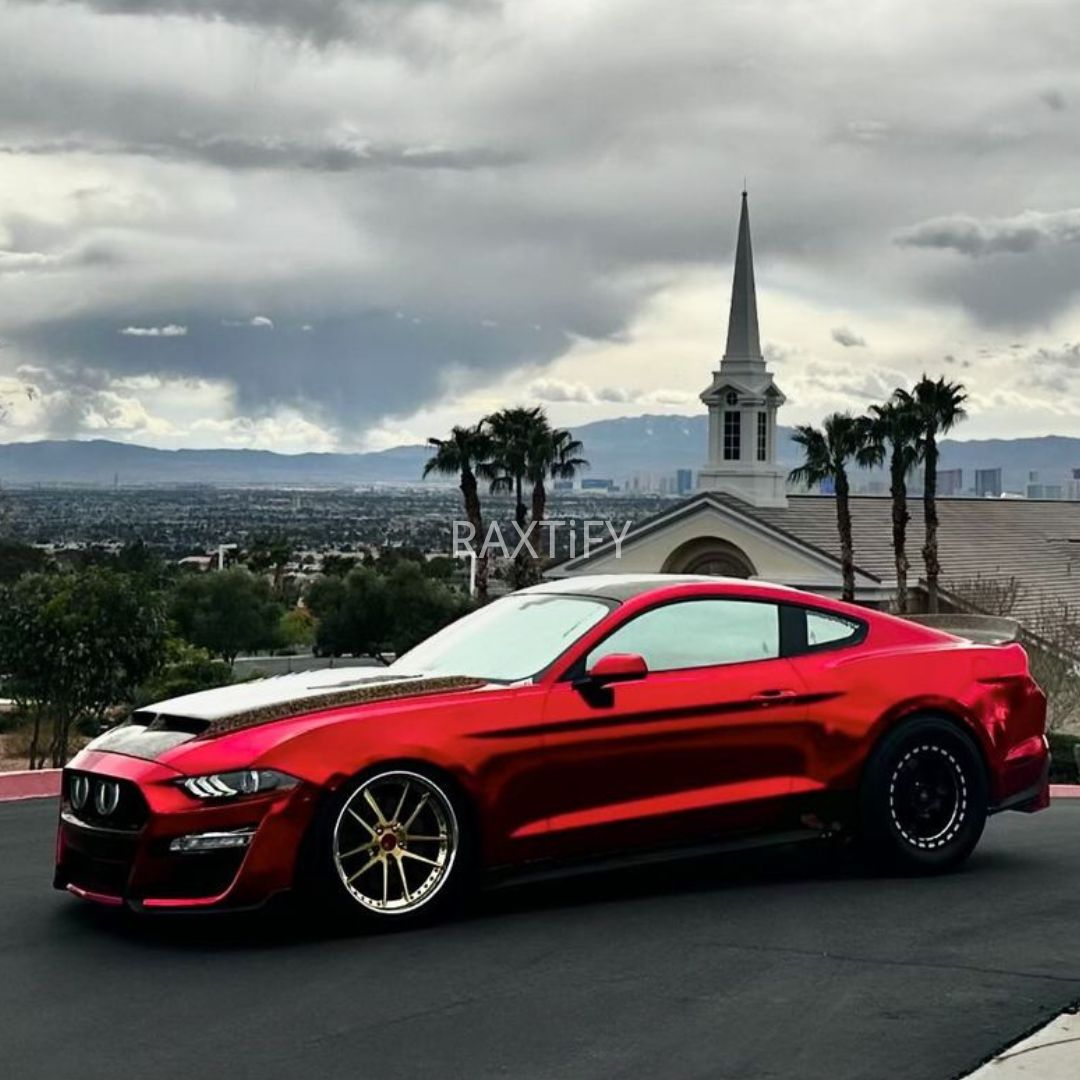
[805,610,861,649]
[586,599,780,673]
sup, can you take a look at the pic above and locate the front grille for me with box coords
[63,771,149,831]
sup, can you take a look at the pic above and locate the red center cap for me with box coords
[380,833,398,851]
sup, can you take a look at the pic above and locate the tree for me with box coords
[0,540,50,584]
[862,396,923,613]
[307,567,392,659]
[789,413,870,603]
[0,569,167,767]
[482,406,546,532]
[528,426,589,530]
[306,564,471,660]
[911,376,968,613]
[382,561,472,654]
[320,553,358,577]
[135,638,233,708]
[483,406,553,588]
[423,423,493,603]
[245,533,293,596]
[169,568,284,664]
[279,606,316,649]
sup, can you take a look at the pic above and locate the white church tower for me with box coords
[698,191,788,508]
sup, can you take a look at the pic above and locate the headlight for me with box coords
[178,769,298,800]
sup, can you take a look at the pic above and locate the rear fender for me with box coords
[869,697,992,768]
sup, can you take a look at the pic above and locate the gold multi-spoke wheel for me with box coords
[331,771,459,916]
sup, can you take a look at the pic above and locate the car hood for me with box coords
[85,669,486,762]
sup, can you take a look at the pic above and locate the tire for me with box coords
[299,766,475,930]
[858,716,988,874]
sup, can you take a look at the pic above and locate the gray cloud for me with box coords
[1040,88,1067,111]
[831,326,867,348]
[895,209,1080,257]
[0,240,119,274]
[12,0,493,46]
[17,310,574,434]
[0,134,522,173]
[1026,342,1080,394]
[3,0,1080,444]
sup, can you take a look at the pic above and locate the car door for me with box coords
[534,597,814,859]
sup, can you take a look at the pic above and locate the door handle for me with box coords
[750,688,798,701]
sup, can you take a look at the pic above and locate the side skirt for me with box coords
[483,826,834,891]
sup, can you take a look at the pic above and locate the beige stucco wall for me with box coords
[566,504,855,588]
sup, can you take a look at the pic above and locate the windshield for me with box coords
[389,593,613,682]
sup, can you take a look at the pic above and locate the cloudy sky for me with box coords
[1,0,1079,452]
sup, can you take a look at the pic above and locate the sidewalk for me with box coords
[963,1009,1080,1078]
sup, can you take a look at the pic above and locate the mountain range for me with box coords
[0,415,1075,491]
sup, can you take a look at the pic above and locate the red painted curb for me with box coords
[0,769,61,802]
[1051,784,1080,799]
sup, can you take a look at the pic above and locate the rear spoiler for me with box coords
[904,614,1021,646]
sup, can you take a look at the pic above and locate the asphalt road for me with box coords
[2,800,1079,1080]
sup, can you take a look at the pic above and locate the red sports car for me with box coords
[55,575,1049,927]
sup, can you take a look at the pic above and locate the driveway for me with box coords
[2,799,1078,1079]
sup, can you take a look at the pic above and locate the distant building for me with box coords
[1067,468,1080,502]
[676,468,694,495]
[937,468,963,496]
[1024,471,1061,500]
[178,555,214,572]
[581,478,614,491]
[975,468,1002,498]
[552,479,574,492]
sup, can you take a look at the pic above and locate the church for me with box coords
[547,194,1080,625]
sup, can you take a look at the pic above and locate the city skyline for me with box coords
[2,1,1080,453]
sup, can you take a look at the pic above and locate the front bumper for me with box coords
[54,750,321,912]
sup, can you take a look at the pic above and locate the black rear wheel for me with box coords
[859,716,988,873]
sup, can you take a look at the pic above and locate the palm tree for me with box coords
[789,413,869,603]
[527,426,589,527]
[423,423,493,603]
[861,396,923,614]
[911,376,968,613]
[482,406,547,532]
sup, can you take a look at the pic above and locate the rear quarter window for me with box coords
[806,610,862,648]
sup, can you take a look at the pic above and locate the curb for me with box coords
[1050,784,1080,799]
[0,769,61,803]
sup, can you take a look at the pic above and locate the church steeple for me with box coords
[697,190,787,508]
[723,191,762,364]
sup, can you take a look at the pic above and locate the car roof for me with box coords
[522,574,801,603]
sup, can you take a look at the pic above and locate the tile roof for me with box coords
[737,494,1080,621]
